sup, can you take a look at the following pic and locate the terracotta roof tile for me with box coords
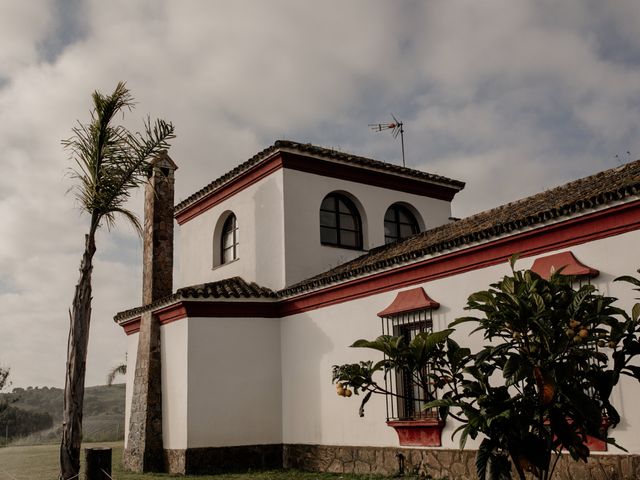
[174,140,465,214]
[116,158,640,323]
[177,276,277,299]
[114,277,276,322]
[280,159,640,296]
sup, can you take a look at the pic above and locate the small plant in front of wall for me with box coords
[331,329,470,419]
[333,257,640,480]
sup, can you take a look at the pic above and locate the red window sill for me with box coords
[585,418,610,452]
[546,417,610,452]
[387,418,445,447]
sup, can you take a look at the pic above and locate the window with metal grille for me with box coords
[377,288,441,423]
[384,203,419,244]
[319,193,363,249]
[387,311,437,421]
[220,214,238,264]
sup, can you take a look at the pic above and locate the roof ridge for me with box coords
[174,140,465,214]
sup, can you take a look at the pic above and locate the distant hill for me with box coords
[0,384,125,445]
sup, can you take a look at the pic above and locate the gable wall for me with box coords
[282,168,453,287]
[176,169,286,290]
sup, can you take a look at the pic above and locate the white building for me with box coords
[116,141,640,477]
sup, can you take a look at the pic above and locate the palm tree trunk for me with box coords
[60,215,98,480]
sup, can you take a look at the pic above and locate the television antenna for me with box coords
[369,114,405,167]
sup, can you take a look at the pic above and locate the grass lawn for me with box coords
[0,442,386,480]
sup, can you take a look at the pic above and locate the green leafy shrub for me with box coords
[333,260,640,480]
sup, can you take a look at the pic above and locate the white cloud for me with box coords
[1,0,640,387]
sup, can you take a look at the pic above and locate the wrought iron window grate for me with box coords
[380,309,439,422]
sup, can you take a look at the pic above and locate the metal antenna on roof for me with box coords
[369,114,406,167]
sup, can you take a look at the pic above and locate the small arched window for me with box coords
[384,204,419,244]
[320,193,363,249]
[220,214,239,264]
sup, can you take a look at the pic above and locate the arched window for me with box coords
[384,204,419,244]
[320,193,363,249]
[220,214,239,264]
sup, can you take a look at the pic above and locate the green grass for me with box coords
[0,442,388,480]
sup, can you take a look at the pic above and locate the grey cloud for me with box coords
[2,1,640,387]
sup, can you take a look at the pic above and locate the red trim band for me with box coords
[278,199,640,316]
[175,151,461,225]
[280,152,460,201]
[120,200,640,334]
[120,301,279,334]
[176,155,283,225]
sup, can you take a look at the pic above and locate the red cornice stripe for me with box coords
[121,200,640,334]
[123,319,141,335]
[280,152,460,201]
[120,301,280,334]
[175,151,462,225]
[175,155,283,225]
[278,199,640,316]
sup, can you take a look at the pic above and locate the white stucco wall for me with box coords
[176,170,286,290]
[186,316,282,448]
[161,320,188,449]
[280,229,640,452]
[282,168,454,286]
[176,166,454,291]
[123,321,188,450]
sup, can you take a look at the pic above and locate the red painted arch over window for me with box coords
[530,251,598,280]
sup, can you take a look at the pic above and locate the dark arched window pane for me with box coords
[384,204,419,244]
[221,214,238,264]
[320,193,362,249]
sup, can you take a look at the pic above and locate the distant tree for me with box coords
[0,367,9,415]
[0,367,8,392]
[60,82,174,479]
[0,406,53,439]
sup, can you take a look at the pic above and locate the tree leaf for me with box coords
[449,316,481,327]
[614,275,640,288]
[509,253,520,271]
[502,354,522,382]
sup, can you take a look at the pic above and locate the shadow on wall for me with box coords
[281,312,333,442]
[252,178,285,287]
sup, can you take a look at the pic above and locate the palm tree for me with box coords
[106,363,127,386]
[60,82,174,479]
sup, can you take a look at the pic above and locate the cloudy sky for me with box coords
[2,0,640,388]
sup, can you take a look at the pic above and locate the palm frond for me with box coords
[106,363,127,386]
[103,207,143,236]
[64,82,175,234]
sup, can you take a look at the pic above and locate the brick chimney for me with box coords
[143,151,177,303]
[124,151,177,473]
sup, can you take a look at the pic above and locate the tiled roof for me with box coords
[116,158,640,323]
[177,277,277,299]
[280,159,640,296]
[174,140,465,214]
[114,277,277,322]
